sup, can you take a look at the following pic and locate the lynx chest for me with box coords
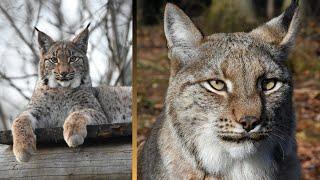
[27,87,99,127]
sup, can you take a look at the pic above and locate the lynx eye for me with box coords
[262,79,276,91]
[201,79,227,93]
[261,79,282,94]
[48,57,57,64]
[69,56,79,63]
[209,80,226,91]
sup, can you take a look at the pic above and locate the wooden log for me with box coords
[0,137,132,179]
[0,123,132,145]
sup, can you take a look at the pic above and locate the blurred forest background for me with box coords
[0,0,132,130]
[137,0,320,179]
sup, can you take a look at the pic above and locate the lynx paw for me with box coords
[67,134,84,147]
[13,140,36,162]
[63,112,88,147]
[12,118,36,162]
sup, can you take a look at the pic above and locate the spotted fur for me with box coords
[139,1,302,179]
[11,25,131,162]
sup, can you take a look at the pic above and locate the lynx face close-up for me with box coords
[167,32,293,160]
[139,1,302,179]
[37,26,90,88]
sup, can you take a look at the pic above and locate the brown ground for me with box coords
[137,25,320,180]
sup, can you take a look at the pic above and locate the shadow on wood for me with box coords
[0,123,131,145]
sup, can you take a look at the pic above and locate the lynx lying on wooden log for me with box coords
[139,0,302,179]
[11,25,131,162]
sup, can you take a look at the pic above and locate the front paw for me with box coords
[12,119,36,162]
[13,136,36,162]
[63,112,88,147]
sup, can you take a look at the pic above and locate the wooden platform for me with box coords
[0,123,132,179]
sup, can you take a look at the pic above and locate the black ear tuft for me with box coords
[282,0,299,30]
[86,23,91,29]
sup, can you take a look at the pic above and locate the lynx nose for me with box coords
[239,116,260,132]
[60,72,68,78]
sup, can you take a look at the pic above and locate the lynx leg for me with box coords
[12,112,37,162]
[63,111,90,147]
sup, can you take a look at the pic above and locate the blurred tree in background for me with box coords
[137,0,320,81]
[139,0,319,31]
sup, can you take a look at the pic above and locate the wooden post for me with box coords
[0,123,132,179]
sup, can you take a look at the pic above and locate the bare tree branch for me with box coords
[4,74,37,80]
[114,58,132,86]
[0,71,30,101]
[0,102,8,131]
[0,3,39,68]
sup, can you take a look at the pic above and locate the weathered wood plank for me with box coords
[0,123,131,145]
[0,138,131,179]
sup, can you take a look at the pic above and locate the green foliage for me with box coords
[204,0,258,33]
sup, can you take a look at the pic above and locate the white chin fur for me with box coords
[58,81,71,87]
[48,76,81,88]
[225,141,257,159]
[58,77,81,88]
[195,125,260,174]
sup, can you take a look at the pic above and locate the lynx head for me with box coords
[36,24,91,88]
[163,0,301,168]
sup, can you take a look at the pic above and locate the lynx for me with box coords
[139,1,302,179]
[12,25,131,162]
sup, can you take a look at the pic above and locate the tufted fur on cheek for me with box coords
[38,60,56,87]
[47,71,58,88]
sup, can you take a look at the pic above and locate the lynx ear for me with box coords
[35,27,54,53]
[72,23,90,52]
[250,0,302,51]
[164,3,203,48]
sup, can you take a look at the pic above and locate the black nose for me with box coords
[60,72,68,77]
[239,116,260,132]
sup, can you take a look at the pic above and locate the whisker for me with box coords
[271,129,296,144]
[268,135,285,160]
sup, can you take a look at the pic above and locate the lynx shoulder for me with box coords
[139,1,302,179]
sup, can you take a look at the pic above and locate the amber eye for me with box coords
[69,56,79,63]
[48,57,57,64]
[208,80,226,91]
[261,79,277,91]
